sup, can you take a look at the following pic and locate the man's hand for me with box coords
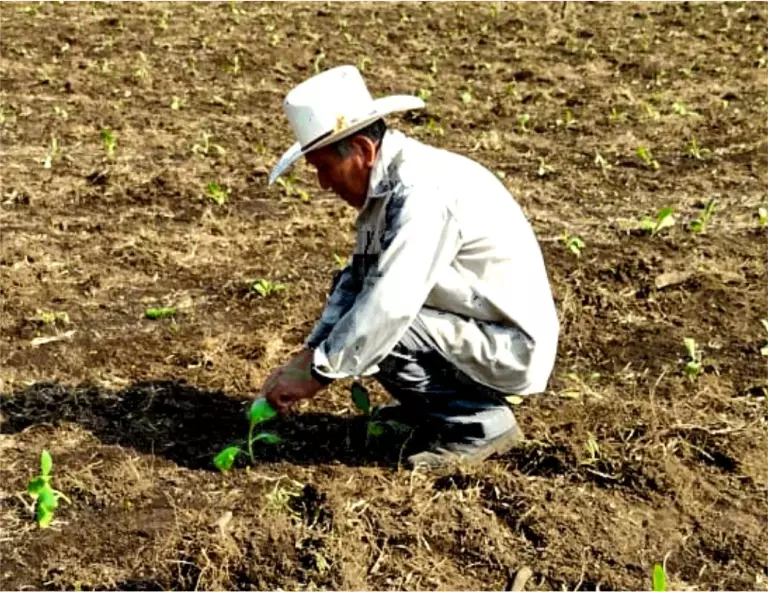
[260,348,326,414]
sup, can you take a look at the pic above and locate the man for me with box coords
[260,65,560,469]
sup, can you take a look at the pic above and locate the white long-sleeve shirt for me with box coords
[306,130,559,395]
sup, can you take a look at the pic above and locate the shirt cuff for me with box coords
[310,363,336,386]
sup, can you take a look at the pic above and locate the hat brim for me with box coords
[268,95,425,185]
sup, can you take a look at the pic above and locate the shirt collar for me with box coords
[365,129,408,203]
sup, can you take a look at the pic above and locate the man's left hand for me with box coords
[260,348,325,414]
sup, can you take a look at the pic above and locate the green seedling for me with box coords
[350,382,409,441]
[100,128,116,158]
[518,113,530,132]
[460,90,473,104]
[683,337,702,380]
[673,100,698,117]
[144,307,176,320]
[652,563,666,592]
[690,199,716,232]
[417,88,432,101]
[357,56,372,72]
[561,233,585,257]
[27,450,70,528]
[608,107,627,123]
[537,158,555,178]
[686,137,710,160]
[250,278,286,297]
[213,398,281,471]
[640,207,675,236]
[760,319,768,357]
[425,118,445,137]
[636,145,659,169]
[170,96,183,110]
[206,182,229,205]
[332,252,347,269]
[33,309,69,326]
[275,174,310,202]
[758,207,767,227]
[192,131,226,157]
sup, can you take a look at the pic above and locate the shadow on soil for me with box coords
[0,380,409,470]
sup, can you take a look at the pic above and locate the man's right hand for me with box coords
[260,349,326,414]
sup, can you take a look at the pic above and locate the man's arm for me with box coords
[311,191,461,382]
[304,264,360,350]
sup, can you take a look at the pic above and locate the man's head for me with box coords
[305,118,387,209]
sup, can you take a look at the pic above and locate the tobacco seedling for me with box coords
[206,182,229,205]
[594,151,612,178]
[673,100,698,117]
[518,113,530,132]
[683,337,702,380]
[100,128,116,158]
[759,319,768,357]
[653,563,667,592]
[636,145,659,169]
[351,382,385,440]
[537,158,555,177]
[686,137,710,160]
[332,252,347,269]
[561,233,585,257]
[640,207,676,236]
[758,207,767,228]
[27,450,70,528]
[213,398,281,471]
[460,90,473,104]
[250,278,286,297]
[690,199,716,232]
[145,307,176,320]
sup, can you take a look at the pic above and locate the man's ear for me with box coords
[351,136,378,169]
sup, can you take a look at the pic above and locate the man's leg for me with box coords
[373,316,524,467]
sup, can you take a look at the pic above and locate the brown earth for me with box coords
[1,2,767,590]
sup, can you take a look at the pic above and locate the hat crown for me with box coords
[283,65,375,148]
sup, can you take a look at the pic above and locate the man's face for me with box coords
[305,136,377,209]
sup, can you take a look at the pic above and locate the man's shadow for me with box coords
[0,380,410,470]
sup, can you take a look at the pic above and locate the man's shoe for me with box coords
[405,422,525,470]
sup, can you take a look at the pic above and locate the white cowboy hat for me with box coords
[269,64,425,185]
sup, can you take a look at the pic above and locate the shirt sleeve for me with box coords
[304,265,360,350]
[311,189,461,380]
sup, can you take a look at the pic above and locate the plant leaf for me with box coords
[652,563,666,592]
[350,382,371,414]
[367,422,384,437]
[252,432,282,445]
[38,487,58,512]
[40,449,53,476]
[213,446,241,471]
[144,307,176,320]
[760,319,768,335]
[27,476,47,497]
[683,337,697,359]
[249,398,277,427]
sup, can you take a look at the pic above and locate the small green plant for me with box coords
[690,199,716,232]
[192,131,226,157]
[556,109,576,129]
[760,319,768,357]
[561,233,585,257]
[250,278,286,297]
[636,145,660,169]
[673,100,698,117]
[27,450,70,528]
[518,113,530,132]
[424,118,445,137]
[652,563,666,591]
[144,307,176,320]
[594,151,612,178]
[537,158,555,177]
[460,90,473,104]
[350,382,410,443]
[416,88,432,101]
[686,137,710,160]
[640,207,676,236]
[357,56,372,72]
[170,96,184,110]
[758,207,767,227]
[683,337,702,380]
[214,398,281,471]
[608,107,627,123]
[332,252,347,269]
[33,309,69,326]
[275,173,310,202]
[206,182,229,205]
[100,128,116,158]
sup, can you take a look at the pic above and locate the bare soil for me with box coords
[1,2,767,590]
